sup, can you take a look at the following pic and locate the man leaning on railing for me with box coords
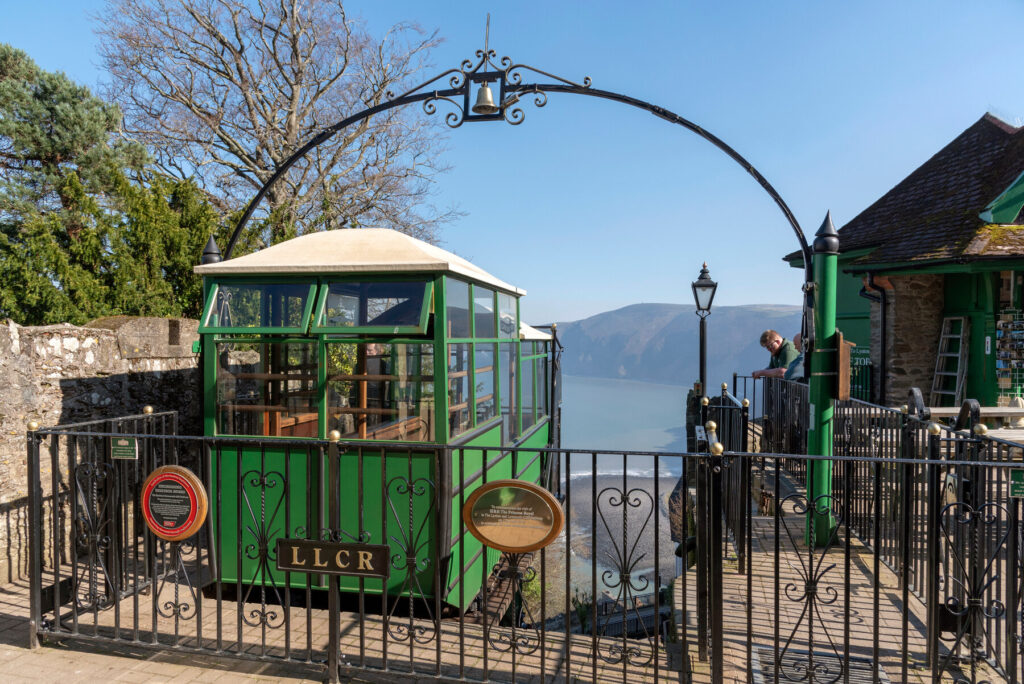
[751,329,800,380]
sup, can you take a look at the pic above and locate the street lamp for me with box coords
[692,262,717,396]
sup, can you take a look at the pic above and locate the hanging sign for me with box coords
[141,466,208,541]
[110,436,138,460]
[462,480,564,553]
[1010,470,1024,498]
[276,539,390,578]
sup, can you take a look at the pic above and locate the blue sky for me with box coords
[5,1,1024,324]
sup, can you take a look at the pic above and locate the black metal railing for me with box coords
[26,395,1024,683]
[705,387,750,572]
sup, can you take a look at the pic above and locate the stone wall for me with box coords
[870,274,945,406]
[0,317,200,585]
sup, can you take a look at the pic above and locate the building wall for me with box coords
[834,267,871,350]
[870,274,945,406]
[0,317,200,585]
[944,271,999,406]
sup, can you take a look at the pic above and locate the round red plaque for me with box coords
[141,466,208,542]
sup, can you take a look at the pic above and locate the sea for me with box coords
[556,375,686,594]
[559,374,687,477]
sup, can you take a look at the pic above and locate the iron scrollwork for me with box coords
[155,539,199,620]
[385,475,437,644]
[486,553,540,655]
[293,525,370,544]
[73,461,117,612]
[589,485,657,666]
[239,468,287,629]
[936,500,1010,673]
[388,46,590,129]
[776,493,846,684]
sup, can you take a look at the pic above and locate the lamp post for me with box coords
[692,262,718,397]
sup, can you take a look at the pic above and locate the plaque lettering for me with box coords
[141,466,208,542]
[357,550,373,571]
[275,539,389,578]
[462,480,564,553]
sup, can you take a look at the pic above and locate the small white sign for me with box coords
[694,425,707,443]
[986,335,992,355]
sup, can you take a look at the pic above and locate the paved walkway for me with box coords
[0,578,334,683]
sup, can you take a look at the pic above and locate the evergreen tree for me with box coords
[0,45,222,325]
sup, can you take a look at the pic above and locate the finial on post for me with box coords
[202,235,223,265]
[812,211,839,255]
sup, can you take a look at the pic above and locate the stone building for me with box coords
[787,113,1024,406]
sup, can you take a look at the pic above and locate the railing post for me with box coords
[1009,475,1020,684]
[807,213,839,546]
[27,422,42,649]
[925,422,941,675]
[738,399,750,573]
[327,434,341,684]
[967,422,986,663]
[898,407,914,682]
[708,439,724,684]
[696,401,709,662]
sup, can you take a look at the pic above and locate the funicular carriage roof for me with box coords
[194,227,525,296]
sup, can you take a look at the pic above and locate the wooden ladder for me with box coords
[930,316,969,406]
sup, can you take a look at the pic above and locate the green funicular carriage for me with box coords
[195,228,559,611]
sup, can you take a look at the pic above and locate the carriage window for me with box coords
[475,343,497,424]
[446,279,471,338]
[314,280,431,333]
[326,343,434,441]
[498,293,517,339]
[216,341,318,437]
[202,282,315,332]
[474,286,496,338]
[499,343,517,442]
[448,343,471,437]
[521,353,536,432]
[537,355,549,420]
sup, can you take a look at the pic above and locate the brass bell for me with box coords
[472,83,499,115]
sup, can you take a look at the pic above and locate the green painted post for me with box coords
[808,212,838,546]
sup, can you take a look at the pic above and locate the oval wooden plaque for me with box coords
[141,465,208,542]
[462,480,564,553]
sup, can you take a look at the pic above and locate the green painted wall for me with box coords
[443,421,548,610]
[943,272,998,406]
[835,259,871,349]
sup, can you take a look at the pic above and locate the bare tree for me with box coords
[96,0,457,247]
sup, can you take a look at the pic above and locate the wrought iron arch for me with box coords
[221,45,815,339]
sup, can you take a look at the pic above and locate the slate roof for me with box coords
[787,114,1024,269]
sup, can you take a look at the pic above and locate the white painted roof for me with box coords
[195,228,524,295]
[519,322,552,341]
